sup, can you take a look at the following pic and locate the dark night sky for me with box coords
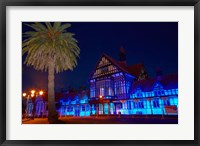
[22,22,178,91]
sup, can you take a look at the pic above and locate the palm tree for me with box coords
[22,22,80,123]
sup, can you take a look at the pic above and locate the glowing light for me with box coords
[22,93,26,97]
[31,94,34,97]
[99,95,102,98]
[31,90,35,94]
[39,91,44,95]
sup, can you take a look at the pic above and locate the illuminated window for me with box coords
[128,101,132,109]
[134,102,138,108]
[172,89,176,95]
[67,106,73,112]
[86,105,90,111]
[168,90,172,95]
[90,88,95,97]
[164,100,170,106]
[100,87,104,96]
[176,89,178,94]
[153,100,160,108]
[138,102,144,108]
[108,87,114,96]
[81,105,85,111]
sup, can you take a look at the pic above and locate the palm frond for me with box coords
[22,22,80,73]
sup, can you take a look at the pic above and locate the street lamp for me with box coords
[39,91,44,96]
[31,90,35,94]
[22,93,27,97]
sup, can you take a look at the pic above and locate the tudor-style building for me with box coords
[88,48,178,116]
[88,48,149,115]
[23,47,178,118]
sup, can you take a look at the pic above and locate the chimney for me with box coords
[156,67,162,81]
[119,47,127,66]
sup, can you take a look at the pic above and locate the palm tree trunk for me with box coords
[48,60,58,123]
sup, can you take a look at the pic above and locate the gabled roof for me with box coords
[90,53,144,79]
[131,73,178,93]
[128,63,145,78]
[104,54,145,78]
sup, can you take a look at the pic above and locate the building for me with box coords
[59,48,178,117]
[24,92,61,118]
[88,48,178,116]
[59,90,90,117]
[24,95,47,118]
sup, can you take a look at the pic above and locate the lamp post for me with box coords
[22,89,46,119]
[39,90,44,118]
[22,93,27,118]
[26,95,30,119]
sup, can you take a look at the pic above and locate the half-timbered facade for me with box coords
[88,48,178,116]
[88,49,150,115]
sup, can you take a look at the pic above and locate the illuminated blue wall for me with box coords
[59,81,178,116]
[35,96,46,117]
[129,81,178,115]
[59,94,91,117]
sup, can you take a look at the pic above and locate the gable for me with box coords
[152,81,164,91]
[97,56,111,68]
[92,55,119,79]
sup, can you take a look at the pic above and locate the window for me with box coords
[134,102,138,108]
[81,105,85,111]
[154,91,157,96]
[108,87,114,96]
[157,91,160,96]
[172,89,176,95]
[100,87,104,96]
[67,106,73,112]
[138,102,144,108]
[165,90,168,95]
[134,102,144,108]
[86,105,90,111]
[176,89,178,94]
[114,77,126,95]
[168,90,172,95]
[90,88,95,97]
[128,101,132,109]
[153,100,160,108]
[164,100,170,106]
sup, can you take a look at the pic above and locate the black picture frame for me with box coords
[0,0,199,146]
